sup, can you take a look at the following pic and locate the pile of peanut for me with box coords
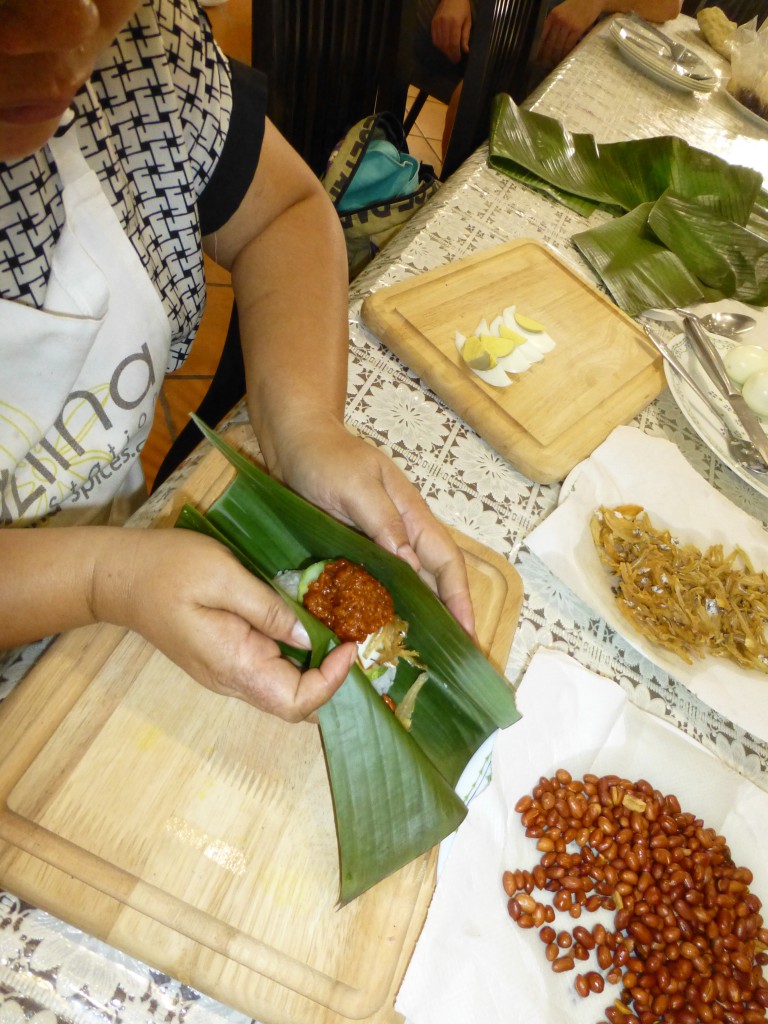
[504,770,768,1023]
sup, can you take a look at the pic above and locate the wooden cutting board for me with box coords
[0,426,523,1024]
[361,238,666,483]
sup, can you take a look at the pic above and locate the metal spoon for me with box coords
[643,325,768,475]
[643,308,757,339]
[695,311,756,339]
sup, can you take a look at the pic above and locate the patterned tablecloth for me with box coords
[2,14,768,1024]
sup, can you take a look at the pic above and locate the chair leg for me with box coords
[402,89,430,136]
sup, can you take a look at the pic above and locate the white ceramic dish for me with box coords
[665,332,768,500]
[437,731,496,874]
[611,17,718,92]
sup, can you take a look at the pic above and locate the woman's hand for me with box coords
[536,0,681,69]
[264,416,476,639]
[92,528,358,721]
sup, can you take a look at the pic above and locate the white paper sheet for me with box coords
[396,648,768,1024]
[525,425,768,741]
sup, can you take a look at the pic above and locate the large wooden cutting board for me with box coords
[0,427,523,1024]
[361,239,666,483]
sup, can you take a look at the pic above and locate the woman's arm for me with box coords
[203,121,475,636]
[0,524,358,720]
[537,0,683,68]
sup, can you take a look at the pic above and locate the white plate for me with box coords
[719,82,768,132]
[611,17,718,92]
[665,332,768,499]
[437,731,496,874]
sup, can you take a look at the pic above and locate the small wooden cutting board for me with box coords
[0,427,523,1024]
[361,239,666,483]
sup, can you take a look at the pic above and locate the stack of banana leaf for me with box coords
[176,419,520,904]
[488,95,768,315]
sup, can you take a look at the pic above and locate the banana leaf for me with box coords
[488,94,767,314]
[175,418,520,903]
[647,192,768,305]
[572,202,712,314]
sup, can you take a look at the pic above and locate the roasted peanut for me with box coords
[502,770,765,1024]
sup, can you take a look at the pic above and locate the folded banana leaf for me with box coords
[175,418,520,903]
[488,94,768,314]
[571,203,714,314]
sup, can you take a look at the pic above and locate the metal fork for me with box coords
[623,14,698,64]
[643,325,768,475]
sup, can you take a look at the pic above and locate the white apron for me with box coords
[0,117,172,527]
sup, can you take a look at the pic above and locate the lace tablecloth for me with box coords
[2,15,768,1024]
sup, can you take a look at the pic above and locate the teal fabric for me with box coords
[336,139,420,213]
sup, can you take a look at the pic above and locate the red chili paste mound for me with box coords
[302,558,395,642]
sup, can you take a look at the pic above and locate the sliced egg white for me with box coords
[497,347,533,374]
[525,331,556,354]
[472,364,514,387]
[517,341,545,364]
[502,305,517,329]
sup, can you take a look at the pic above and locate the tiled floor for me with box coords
[140,2,448,489]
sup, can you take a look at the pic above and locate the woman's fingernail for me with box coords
[291,621,311,647]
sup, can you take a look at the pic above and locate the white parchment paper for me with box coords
[525,425,768,741]
[396,648,768,1024]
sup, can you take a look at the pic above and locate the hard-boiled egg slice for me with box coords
[498,325,527,349]
[517,340,545,363]
[462,334,496,370]
[525,331,556,354]
[497,347,533,374]
[480,333,517,358]
[514,311,545,333]
[502,305,517,330]
[472,364,514,387]
[474,318,490,337]
[489,315,504,336]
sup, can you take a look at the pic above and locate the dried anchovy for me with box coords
[590,504,768,673]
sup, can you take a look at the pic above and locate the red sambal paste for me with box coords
[302,558,395,642]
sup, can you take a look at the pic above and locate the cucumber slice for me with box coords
[297,559,331,601]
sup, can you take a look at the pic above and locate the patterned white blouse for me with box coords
[0,0,266,695]
[0,0,266,370]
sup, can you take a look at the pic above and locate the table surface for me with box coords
[2,14,767,1024]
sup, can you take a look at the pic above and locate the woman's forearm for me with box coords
[601,0,682,21]
[0,526,119,647]
[203,121,350,474]
[233,186,350,470]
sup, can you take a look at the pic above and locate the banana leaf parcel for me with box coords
[488,95,768,315]
[175,419,520,904]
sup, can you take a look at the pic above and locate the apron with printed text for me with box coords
[0,119,172,527]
